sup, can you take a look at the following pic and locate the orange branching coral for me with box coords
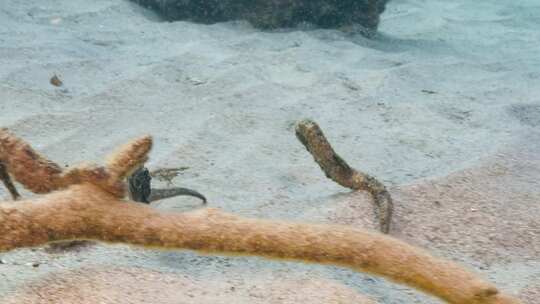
[0,183,520,304]
[0,129,522,304]
[0,128,152,198]
[0,128,64,194]
[59,163,125,198]
[106,135,152,180]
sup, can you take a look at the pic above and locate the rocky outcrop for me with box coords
[132,0,389,35]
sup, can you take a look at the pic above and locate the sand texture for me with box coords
[0,0,539,303]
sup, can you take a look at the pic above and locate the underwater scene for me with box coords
[0,0,538,303]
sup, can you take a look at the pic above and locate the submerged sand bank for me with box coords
[0,0,538,302]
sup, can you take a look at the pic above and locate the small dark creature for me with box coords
[128,166,207,204]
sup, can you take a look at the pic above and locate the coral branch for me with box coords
[106,135,153,180]
[0,129,152,198]
[59,164,125,198]
[295,119,393,233]
[0,184,519,304]
[0,128,63,194]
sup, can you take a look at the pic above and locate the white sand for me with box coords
[0,0,539,303]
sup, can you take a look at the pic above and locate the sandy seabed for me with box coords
[0,0,539,303]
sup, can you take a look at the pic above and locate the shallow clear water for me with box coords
[0,1,539,303]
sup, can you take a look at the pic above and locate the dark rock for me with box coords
[131,0,389,35]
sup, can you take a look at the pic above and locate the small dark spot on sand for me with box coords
[50,74,63,87]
